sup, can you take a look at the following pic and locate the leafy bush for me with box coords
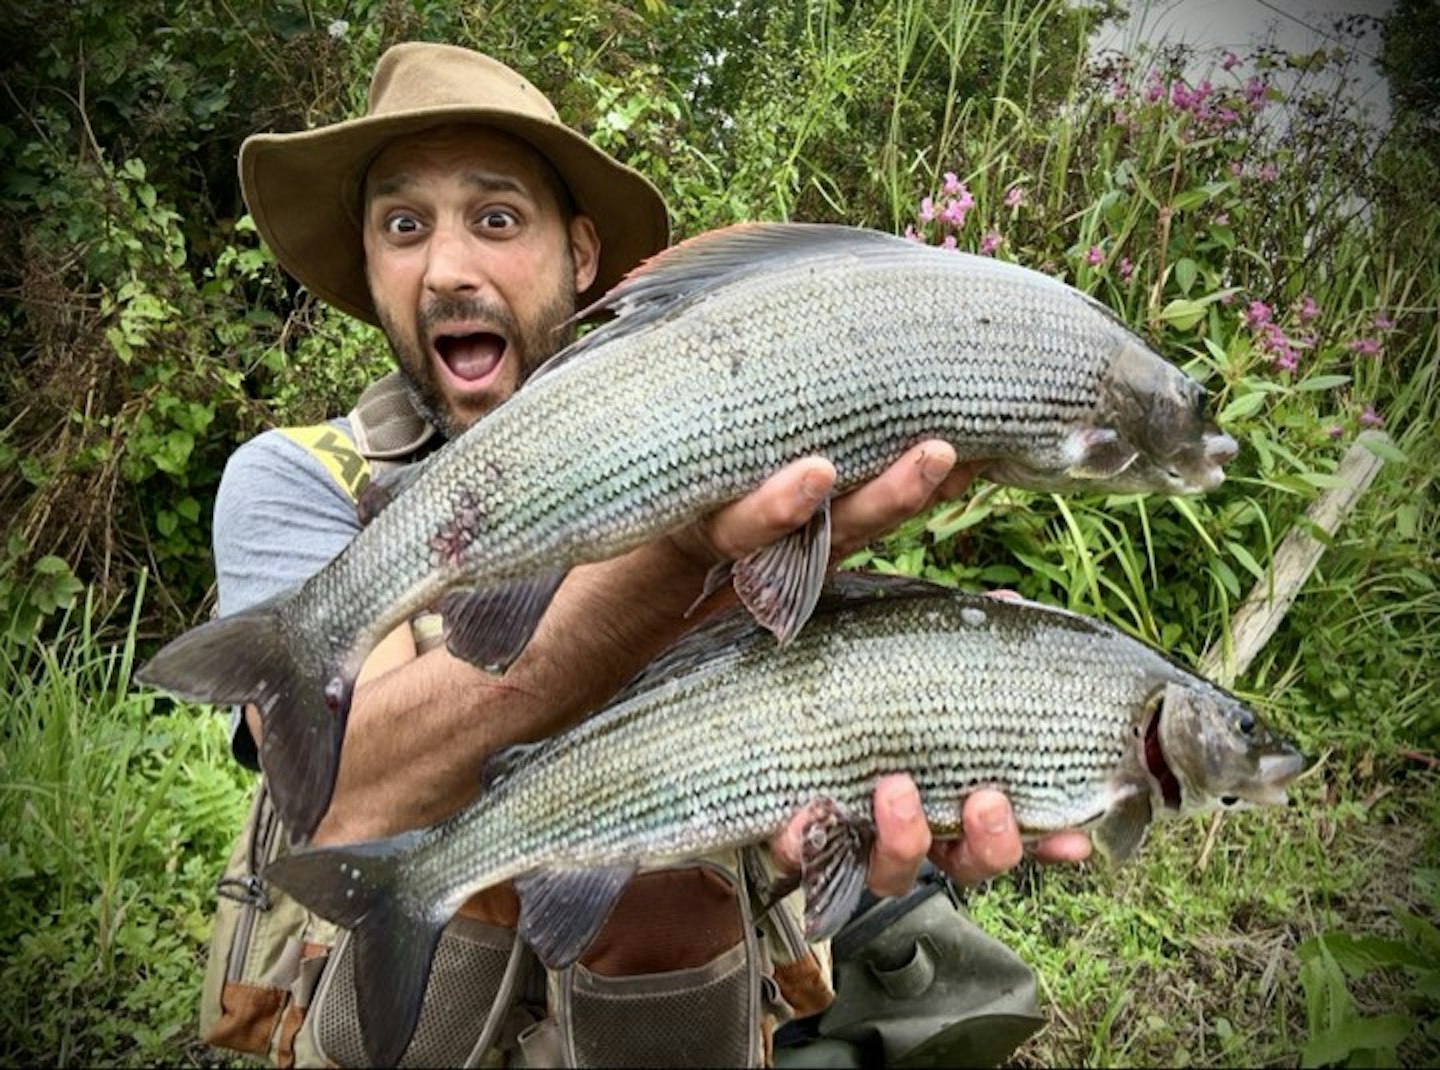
[0,577,251,1064]
[0,1,1435,1066]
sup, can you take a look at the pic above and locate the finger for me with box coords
[691,456,837,564]
[830,442,975,559]
[768,803,813,876]
[867,774,931,896]
[930,789,1025,886]
[1031,830,1092,865]
[983,588,1023,603]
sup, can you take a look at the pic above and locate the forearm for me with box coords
[307,536,717,845]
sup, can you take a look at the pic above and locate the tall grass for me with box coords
[2,1,1435,1065]
[0,577,250,1065]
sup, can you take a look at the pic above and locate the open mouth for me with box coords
[1144,705,1182,811]
[433,330,507,386]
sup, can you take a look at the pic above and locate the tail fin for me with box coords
[265,832,443,1068]
[134,593,346,842]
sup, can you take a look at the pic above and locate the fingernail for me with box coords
[982,801,1011,835]
[917,449,950,488]
[798,471,828,507]
[888,792,920,823]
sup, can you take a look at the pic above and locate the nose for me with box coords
[1205,431,1239,467]
[423,222,482,298]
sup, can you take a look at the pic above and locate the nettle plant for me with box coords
[854,44,1414,664]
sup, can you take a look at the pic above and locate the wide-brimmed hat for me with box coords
[239,42,670,324]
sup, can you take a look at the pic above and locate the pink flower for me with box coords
[1145,79,1165,104]
[1213,212,1229,226]
[1119,256,1134,282]
[940,197,969,227]
[1297,295,1318,323]
[903,224,921,242]
[1221,51,1240,72]
[919,196,936,223]
[941,235,957,251]
[979,230,1003,255]
[1244,300,1272,329]
[1359,405,1383,428]
[1086,245,1104,266]
[1272,346,1299,372]
[1230,160,1245,177]
[1258,162,1279,182]
[1260,323,1289,350]
[1326,425,1344,440]
[1004,185,1024,208]
[1374,312,1394,331]
[1347,337,1381,358]
[1111,78,1129,100]
[1215,107,1239,127]
[942,171,963,196]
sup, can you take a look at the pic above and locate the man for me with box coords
[205,42,1088,1068]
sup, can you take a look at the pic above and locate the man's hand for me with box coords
[678,439,1091,893]
[770,776,1092,893]
[670,439,980,574]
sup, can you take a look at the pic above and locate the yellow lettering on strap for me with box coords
[277,425,371,501]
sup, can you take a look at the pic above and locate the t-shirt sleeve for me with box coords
[213,422,362,768]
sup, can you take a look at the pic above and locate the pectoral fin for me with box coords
[732,500,832,645]
[1065,427,1140,480]
[439,571,568,673]
[798,797,873,941]
[1093,792,1153,865]
[515,864,636,969]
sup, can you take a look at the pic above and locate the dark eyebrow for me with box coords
[462,171,527,197]
[367,171,530,200]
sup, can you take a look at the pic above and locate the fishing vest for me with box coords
[197,371,1045,1068]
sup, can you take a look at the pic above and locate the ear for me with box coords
[568,214,600,295]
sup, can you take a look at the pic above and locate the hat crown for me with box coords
[368,43,561,124]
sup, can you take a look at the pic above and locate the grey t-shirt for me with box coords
[213,418,361,769]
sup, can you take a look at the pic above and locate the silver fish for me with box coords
[266,573,1304,1067]
[137,224,1240,840]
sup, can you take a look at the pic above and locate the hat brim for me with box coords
[240,108,670,325]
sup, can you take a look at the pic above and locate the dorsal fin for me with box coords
[529,223,912,382]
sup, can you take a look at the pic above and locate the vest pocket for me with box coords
[311,915,529,1068]
[560,939,757,1068]
[547,859,765,1068]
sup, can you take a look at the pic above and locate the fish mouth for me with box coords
[430,327,509,391]
[1144,704,1183,811]
[1164,431,1239,493]
[1251,750,1309,805]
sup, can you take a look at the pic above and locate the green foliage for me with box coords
[0,2,1435,1066]
[1298,915,1440,1068]
[0,577,251,1065]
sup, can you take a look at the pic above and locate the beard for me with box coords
[377,278,578,441]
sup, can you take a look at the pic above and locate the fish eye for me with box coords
[1234,709,1256,735]
[1191,383,1208,418]
[1220,795,1239,807]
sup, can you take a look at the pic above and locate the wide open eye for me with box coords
[1220,795,1240,807]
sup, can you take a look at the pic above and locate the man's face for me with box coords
[363,126,600,437]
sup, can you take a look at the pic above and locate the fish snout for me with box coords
[1205,431,1240,468]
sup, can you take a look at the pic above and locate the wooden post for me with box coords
[1193,430,1391,870]
[1200,430,1392,687]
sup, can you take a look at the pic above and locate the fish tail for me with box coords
[134,592,347,842]
[265,832,443,1068]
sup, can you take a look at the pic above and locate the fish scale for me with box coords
[396,589,1189,907]
[263,575,1302,1067]
[139,223,1240,843]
